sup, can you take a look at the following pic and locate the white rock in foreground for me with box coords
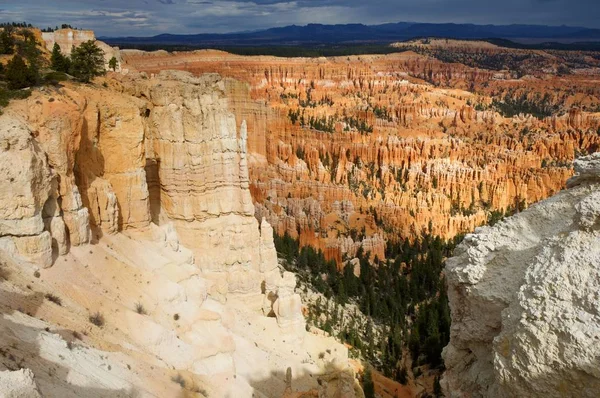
[442,152,600,398]
[0,369,42,398]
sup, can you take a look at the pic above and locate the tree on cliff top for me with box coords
[108,56,118,72]
[50,43,70,73]
[70,40,105,83]
[0,27,15,55]
[5,55,36,89]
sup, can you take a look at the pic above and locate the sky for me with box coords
[0,0,599,37]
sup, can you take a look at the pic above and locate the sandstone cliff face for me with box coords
[0,72,357,396]
[442,152,600,397]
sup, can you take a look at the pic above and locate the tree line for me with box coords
[274,230,463,390]
[0,26,119,113]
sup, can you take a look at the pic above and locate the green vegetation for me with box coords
[492,93,558,119]
[135,302,147,315]
[89,311,105,327]
[362,366,375,398]
[275,231,463,383]
[288,108,336,133]
[171,374,186,388]
[0,27,16,55]
[372,104,393,122]
[51,43,70,73]
[41,24,79,32]
[44,293,63,306]
[343,115,373,133]
[108,56,118,72]
[5,55,36,89]
[0,28,107,112]
[70,40,106,83]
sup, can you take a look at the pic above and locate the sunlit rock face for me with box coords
[0,69,358,397]
[442,152,600,397]
[1,70,279,291]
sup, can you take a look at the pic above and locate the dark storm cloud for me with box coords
[1,0,598,36]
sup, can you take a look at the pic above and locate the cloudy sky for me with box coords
[1,0,598,37]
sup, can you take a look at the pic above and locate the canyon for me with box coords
[120,45,600,265]
[1,26,600,397]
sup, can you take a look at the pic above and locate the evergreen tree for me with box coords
[0,27,15,55]
[108,56,118,72]
[363,366,375,398]
[69,40,105,83]
[50,43,70,73]
[5,55,35,89]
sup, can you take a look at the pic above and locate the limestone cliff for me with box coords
[442,152,600,397]
[0,72,359,397]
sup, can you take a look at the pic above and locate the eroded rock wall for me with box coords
[442,152,600,397]
[1,71,281,295]
[0,71,352,397]
[121,49,600,266]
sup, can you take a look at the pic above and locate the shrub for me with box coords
[135,302,147,315]
[362,366,375,398]
[108,56,118,71]
[171,374,186,388]
[43,71,68,84]
[89,311,105,327]
[0,28,15,55]
[45,293,62,306]
[5,55,36,89]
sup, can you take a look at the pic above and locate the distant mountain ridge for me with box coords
[102,21,600,47]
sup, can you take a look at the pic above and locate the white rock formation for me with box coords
[442,152,600,397]
[0,369,42,398]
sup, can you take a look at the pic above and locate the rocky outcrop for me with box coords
[0,70,354,397]
[42,29,120,68]
[442,152,600,397]
[42,29,96,55]
[0,117,58,268]
[0,369,42,398]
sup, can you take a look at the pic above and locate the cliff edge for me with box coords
[443,152,600,397]
[0,71,360,397]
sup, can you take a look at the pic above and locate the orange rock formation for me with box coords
[121,47,600,263]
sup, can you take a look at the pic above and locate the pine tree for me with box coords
[0,27,15,55]
[69,40,105,83]
[108,56,118,72]
[50,43,70,73]
[5,55,35,89]
[363,366,375,398]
